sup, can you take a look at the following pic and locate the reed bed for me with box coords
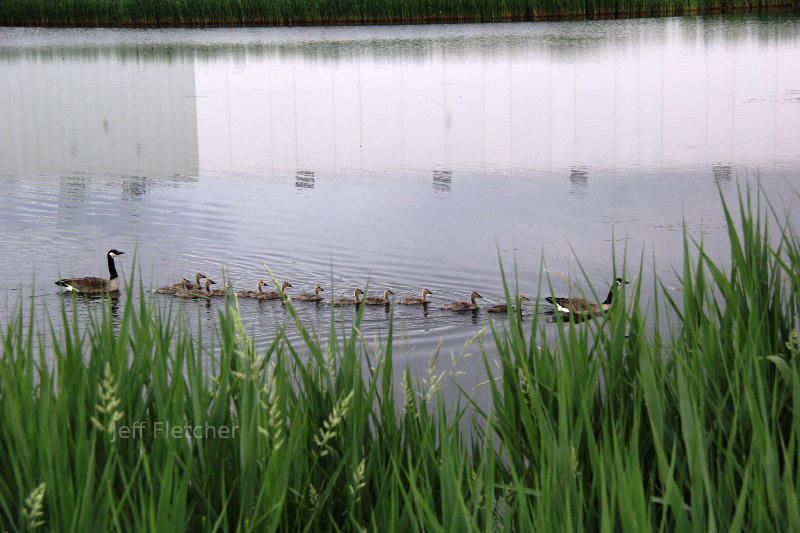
[1,184,799,531]
[1,0,796,27]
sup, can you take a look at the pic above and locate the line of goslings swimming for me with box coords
[152,273,532,313]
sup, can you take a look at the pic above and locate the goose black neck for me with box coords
[602,288,614,306]
[107,254,119,280]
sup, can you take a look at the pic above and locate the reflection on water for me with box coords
[0,48,198,179]
[712,164,733,185]
[295,170,315,189]
[569,167,588,197]
[2,15,798,63]
[3,17,800,179]
[0,15,799,379]
[432,169,452,193]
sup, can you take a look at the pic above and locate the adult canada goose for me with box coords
[363,289,394,305]
[545,278,628,317]
[253,281,292,300]
[331,288,363,306]
[294,285,325,301]
[398,288,433,305]
[235,280,267,298]
[55,249,124,293]
[175,278,215,298]
[153,277,191,294]
[487,295,530,313]
[441,291,482,311]
[210,281,232,296]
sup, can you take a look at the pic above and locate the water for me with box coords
[1,15,799,388]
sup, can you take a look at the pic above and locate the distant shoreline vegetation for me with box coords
[1,0,798,27]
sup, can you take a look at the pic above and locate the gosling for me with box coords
[294,285,325,301]
[363,289,394,305]
[253,281,292,300]
[331,288,363,306]
[175,278,215,298]
[210,281,232,296]
[441,291,482,311]
[398,288,433,305]
[487,295,530,313]
[235,280,267,298]
[153,277,191,294]
[183,272,206,291]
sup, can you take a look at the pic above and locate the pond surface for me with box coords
[1,14,799,389]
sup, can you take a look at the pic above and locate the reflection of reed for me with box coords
[14,18,767,64]
[295,170,315,189]
[569,166,588,196]
[433,169,452,193]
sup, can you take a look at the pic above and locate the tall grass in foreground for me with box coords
[1,0,796,27]
[1,184,799,531]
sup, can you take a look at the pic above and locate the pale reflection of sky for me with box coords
[190,17,800,178]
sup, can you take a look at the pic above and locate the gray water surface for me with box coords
[1,15,799,387]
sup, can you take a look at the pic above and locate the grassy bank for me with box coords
[1,184,799,531]
[1,0,797,27]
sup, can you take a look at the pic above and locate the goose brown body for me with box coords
[487,295,530,313]
[236,280,267,298]
[441,291,482,311]
[55,249,124,293]
[398,288,432,305]
[253,281,292,300]
[294,285,325,301]
[153,277,191,294]
[363,289,394,305]
[545,278,627,317]
[210,282,232,296]
[331,288,363,306]
[175,278,215,298]
[182,273,206,291]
